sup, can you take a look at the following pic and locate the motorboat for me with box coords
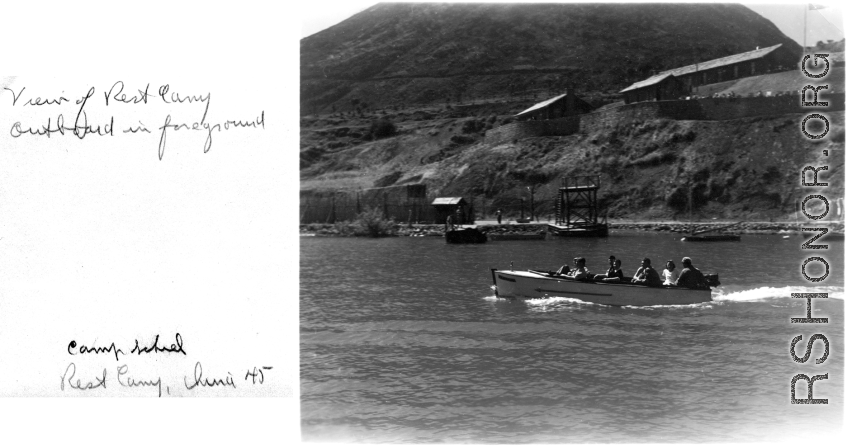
[681,221,742,242]
[681,234,741,242]
[491,268,718,306]
[446,227,487,244]
[547,223,609,237]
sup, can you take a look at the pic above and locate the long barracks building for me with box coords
[621,43,799,104]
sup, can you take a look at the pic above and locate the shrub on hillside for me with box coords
[450,135,476,145]
[598,155,624,173]
[666,187,688,211]
[669,129,697,143]
[333,220,356,235]
[369,118,397,139]
[462,119,486,134]
[706,177,726,200]
[352,207,396,237]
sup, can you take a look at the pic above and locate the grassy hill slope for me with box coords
[301,2,801,113]
[301,109,844,221]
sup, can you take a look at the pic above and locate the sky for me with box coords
[298,0,844,48]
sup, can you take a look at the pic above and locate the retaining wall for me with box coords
[485,116,580,145]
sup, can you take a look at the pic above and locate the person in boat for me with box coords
[600,258,624,283]
[631,257,661,286]
[554,257,578,276]
[662,260,679,286]
[445,214,454,231]
[593,256,617,280]
[675,257,708,289]
[562,257,589,280]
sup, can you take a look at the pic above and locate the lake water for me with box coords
[300,232,844,443]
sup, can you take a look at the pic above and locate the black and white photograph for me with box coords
[300,1,844,443]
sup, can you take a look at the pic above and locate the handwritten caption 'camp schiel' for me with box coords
[4,82,265,160]
[62,333,272,397]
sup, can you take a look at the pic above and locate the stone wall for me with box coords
[654,93,845,121]
[485,116,580,145]
[484,93,845,144]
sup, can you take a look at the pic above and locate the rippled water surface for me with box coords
[300,232,843,443]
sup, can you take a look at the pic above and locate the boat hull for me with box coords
[446,228,487,244]
[547,223,609,238]
[492,269,712,306]
[682,234,741,242]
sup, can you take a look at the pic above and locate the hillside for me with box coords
[299,3,841,222]
[301,2,801,113]
[301,108,844,221]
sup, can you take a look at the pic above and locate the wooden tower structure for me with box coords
[549,174,609,237]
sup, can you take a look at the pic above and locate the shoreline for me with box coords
[300,220,845,237]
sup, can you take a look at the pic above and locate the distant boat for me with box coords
[547,223,609,237]
[681,234,741,242]
[488,233,546,241]
[682,221,741,242]
[681,185,741,241]
[446,227,487,244]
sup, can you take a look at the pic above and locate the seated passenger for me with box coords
[631,258,661,286]
[555,257,578,276]
[563,257,589,280]
[593,256,616,280]
[662,260,679,286]
[601,259,624,283]
[675,257,708,289]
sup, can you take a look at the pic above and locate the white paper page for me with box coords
[0,2,299,445]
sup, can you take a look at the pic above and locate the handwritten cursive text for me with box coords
[60,363,107,392]
[68,339,125,361]
[184,362,236,390]
[117,364,164,397]
[131,333,187,356]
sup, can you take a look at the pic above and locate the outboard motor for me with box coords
[704,273,721,287]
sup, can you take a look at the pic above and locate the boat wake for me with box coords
[483,285,844,311]
[483,293,610,307]
[526,296,611,308]
[713,285,844,302]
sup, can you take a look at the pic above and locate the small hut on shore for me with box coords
[432,197,471,225]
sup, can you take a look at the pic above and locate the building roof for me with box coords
[515,93,570,117]
[432,197,466,206]
[619,73,676,93]
[619,43,784,94]
[660,43,783,77]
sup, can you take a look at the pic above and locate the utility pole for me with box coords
[527,186,537,221]
[804,4,808,52]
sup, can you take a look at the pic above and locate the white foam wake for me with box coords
[712,285,844,302]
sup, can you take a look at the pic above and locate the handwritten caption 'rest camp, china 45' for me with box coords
[3,81,265,160]
[63,333,273,397]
